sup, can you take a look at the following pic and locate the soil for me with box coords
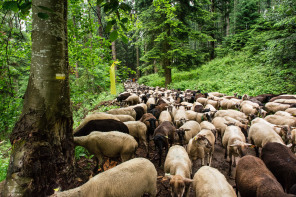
[73,135,256,196]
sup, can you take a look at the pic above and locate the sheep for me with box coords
[159,110,172,124]
[185,110,198,121]
[164,145,193,197]
[275,110,294,117]
[273,99,296,104]
[74,131,138,172]
[265,114,296,127]
[146,97,156,110]
[248,122,284,157]
[214,109,248,124]
[116,92,131,102]
[192,101,204,112]
[261,142,296,193]
[134,103,148,113]
[52,158,157,197]
[175,120,201,145]
[204,103,217,112]
[222,116,249,140]
[212,117,228,141]
[74,113,120,133]
[251,117,291,144]
[174,106,188,128]
[107,107,137,120]
[270,95,296,102]
[265,102,290,113]
[122,93,140,106]
[200,121,216,140]
[239,100,259,120]
[292,128,296,153]
[196,97,207,106]
[140,113,158,139]
[187,129,215,167]
[150,103,168,119]
[208,92,225,97]
[132,106,145,120]
[73,119,129,137]
[222,125,251,176]
[286,108,296,116]
[153,121,176,166]
[123,121,148,156]
[205,99,219,109]
[193,166,236,197]
[113,114,135,122]
[235,155,294,197]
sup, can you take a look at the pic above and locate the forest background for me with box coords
[0,0,295,182]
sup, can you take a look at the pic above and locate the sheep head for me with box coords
[229,142,252,157]
[166,175,193,197]
[194,135,212,149]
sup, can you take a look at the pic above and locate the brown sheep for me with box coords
[235,155,294,197]
[261,142,296,193]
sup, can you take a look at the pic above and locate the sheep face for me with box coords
[175,128,190,145]
[195,135,212,149]
[168,175,193,197]
[229,142,252,157]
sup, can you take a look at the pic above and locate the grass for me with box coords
[138,52,296,96]
[0,140,11,182]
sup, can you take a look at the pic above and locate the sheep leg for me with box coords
[207,153,210,166]
[208,153,213,167]
[228,153,232,177]
[201,157,205,166]
[232,156,236,167]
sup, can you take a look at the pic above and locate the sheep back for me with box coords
[193,166,236,197]
[261,142,296,192]
[53,158,157,197]
[74,119,129,137]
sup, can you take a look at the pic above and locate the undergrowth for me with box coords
[138,52,296,96]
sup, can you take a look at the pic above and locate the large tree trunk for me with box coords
[225,0,230,36]
[96,5,104,37]
[2,0,75,196]
[112,41,117,60]
[209,0,215,60]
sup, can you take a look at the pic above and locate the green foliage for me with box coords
[0,141,11,182]
[75,146,93,160]
[139,51,296,96]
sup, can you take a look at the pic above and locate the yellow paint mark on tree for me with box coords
[110,61,119,95]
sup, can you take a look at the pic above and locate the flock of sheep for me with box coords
[53,82,296,197]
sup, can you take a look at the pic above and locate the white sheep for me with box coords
[275,111,294,117]
[146,97,156,110]
[196,97,207,106]
[52,158,157,197]
[265,102,290,113]
[123,93,140,105]
[123,121,148,155]
[248,122,284,157]
[222,125,251,176]
[107,107,137,120]
[174,106,188,128]
[265,114,296,127]
[176,120,201,145]
[212,117,228,140]
[113,114,135,122]
[240,100,259,118]
[74,131,138,171]
[285,108,296,116]
[193,166,236,197]
[185,110,198,121]
[200,121,216,140]
[164,145,193,197]
[159,110,172,124]
[227,98,241,109]
[187,129,215,166]
[214,109,248,124]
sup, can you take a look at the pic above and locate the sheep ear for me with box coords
[229,143,239,147]
[245,143,253,147]
[184,178,194,185]
[287,144,293,148]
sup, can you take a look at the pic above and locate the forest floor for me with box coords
[72,98,257,196]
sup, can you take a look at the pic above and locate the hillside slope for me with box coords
[138,52,296,96]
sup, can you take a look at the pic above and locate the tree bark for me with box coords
[136,45,140,78]
[2,0,75,196]
[225,0,230,36]
[163,24,171,87]
[96,5,104,37]
[112,41,116,60]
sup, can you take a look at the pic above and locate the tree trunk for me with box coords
[112,41,117,60]
[225,0,230,36]
[210,0,215,60]
[136,45,140,78]
[2,0,75,196]
[96,5,104,37]
[163,25,171,87]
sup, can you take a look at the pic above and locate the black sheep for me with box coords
[74,119,129,137]
[116,92,131,102]
[133,106,145,120]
